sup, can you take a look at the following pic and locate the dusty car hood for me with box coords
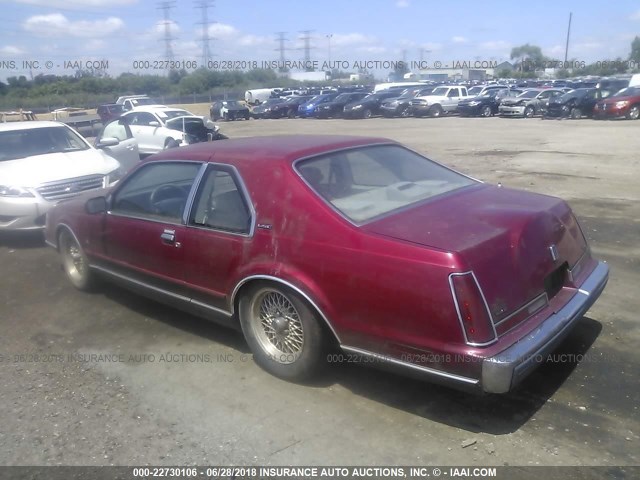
[0,149,120,187]
[363,184,588,319]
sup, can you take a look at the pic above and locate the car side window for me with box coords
[127,112,156,126]
[189,166,251,234]
[101,119,131,142]
[111,162,201,222]
[447,89,459,98]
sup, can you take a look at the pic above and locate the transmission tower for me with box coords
[275,32,289,63]
[297,30,316,70]
[157,1,177,63]
[195,0,215,66]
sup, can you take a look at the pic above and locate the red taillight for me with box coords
[449,272,497,346]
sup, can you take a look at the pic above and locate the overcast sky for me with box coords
[1,0,639,80]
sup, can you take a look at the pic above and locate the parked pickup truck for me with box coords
[409,86,469,117]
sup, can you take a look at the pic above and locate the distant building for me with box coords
[418,68,489,82]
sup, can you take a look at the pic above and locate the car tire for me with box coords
[429,105,443,117]
[524,106,535,118]
[287,109,296,119]
[59,229,95,291]
[570,107,582,119]
[239,283,326,381]
[626,105,640,120]
[481,105,493,117]
[223,112,228,121]
[164,138,179,149]
[399,106,410,118]
[362,108,372,119]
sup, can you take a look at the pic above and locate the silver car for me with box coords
[498,88,565,117]
[0,121,135,231]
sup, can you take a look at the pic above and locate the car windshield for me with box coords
[224,101,242,107]
[558,89,590,101]
[430,87,450,96]
[0,126,90,162]
[518,90,539,99]
[297,145,475,224]
[610,87,640,98]
[467,86,484,96]
[156,109,194,119]
[333,93,352,102]
[130,97,157,107]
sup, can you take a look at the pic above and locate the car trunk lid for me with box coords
[363,184,588,328]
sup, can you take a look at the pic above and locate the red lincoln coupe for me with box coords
[44,136,609,393]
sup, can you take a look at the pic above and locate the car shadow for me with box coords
[0,230,46,249]
[325,317,602,435]
[98,282,251,354]
[92,282,602,435]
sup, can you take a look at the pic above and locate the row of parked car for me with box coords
[214,77,640,121]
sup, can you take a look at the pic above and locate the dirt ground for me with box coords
[0,114,638,468]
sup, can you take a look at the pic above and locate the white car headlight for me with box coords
[0,185,34,198]
[468,101,480,106]
[352,104,363,110]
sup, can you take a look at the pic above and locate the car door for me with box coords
[444,88,460,112]
[99,161,204,297]
[124,111,159,154]
[95,119,140,173]
[181,164,254,314]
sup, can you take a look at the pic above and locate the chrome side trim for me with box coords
[448,271,498,347]
[91,264,233,317]
[190,298,233,317]
[230,274,341,343]
[341,345,479,386]
[493,292,549,328]
[45,239,57,249]
[91,264,191,303]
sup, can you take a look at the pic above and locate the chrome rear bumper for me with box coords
[482,261,609,393]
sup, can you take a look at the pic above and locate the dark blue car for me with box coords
[297,93,340,118]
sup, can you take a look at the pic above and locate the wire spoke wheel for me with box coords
[250,288,305,364]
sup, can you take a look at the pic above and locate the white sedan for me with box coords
[121,106,222,155]
[0,121,135,231]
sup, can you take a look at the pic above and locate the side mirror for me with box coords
[95,137,120,148]
[86,196,107,214]
[148,121,160,127]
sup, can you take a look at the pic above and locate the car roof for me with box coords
[0,120,68,132]
[148,135,395,166]
[125,106,188,113]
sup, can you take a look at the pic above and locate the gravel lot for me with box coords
[0,115,638,467]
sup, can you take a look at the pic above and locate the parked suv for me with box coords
[380,86,436,117]
[593,86,640,120]
[409,86,469,117]
[458,88,521,117]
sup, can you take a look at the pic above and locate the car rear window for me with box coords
[296,145,476,224]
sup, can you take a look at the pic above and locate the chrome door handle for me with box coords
[160,229,175,243]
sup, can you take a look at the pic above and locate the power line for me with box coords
[156,1,177,65]
[297,30,315,70]
[274,32,290,64]
[195,0,215,66]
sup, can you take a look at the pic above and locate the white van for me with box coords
[245,89,274,105]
